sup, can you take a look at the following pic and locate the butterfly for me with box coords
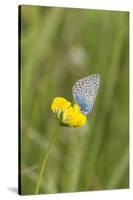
[72,74,100,115]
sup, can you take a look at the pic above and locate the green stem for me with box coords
[35,125,60,194]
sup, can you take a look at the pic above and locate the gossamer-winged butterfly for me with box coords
[72,74,100,115]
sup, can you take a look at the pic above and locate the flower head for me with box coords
[51,97,86,127]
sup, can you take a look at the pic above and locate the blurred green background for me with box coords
[20,5,129,195]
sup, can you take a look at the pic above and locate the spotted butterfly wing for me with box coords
[72,74,100,115]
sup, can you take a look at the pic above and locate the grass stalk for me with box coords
[35,125,60,194]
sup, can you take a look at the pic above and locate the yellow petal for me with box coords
[51,97,71,113]
[63,104,86,127]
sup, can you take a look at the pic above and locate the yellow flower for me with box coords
[51,97,86,127]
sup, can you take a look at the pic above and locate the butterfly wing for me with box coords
[72,74,100,114]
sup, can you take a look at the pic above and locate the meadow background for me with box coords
[20,5,129,195]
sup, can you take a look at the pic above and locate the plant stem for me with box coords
[35,125,60,194]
